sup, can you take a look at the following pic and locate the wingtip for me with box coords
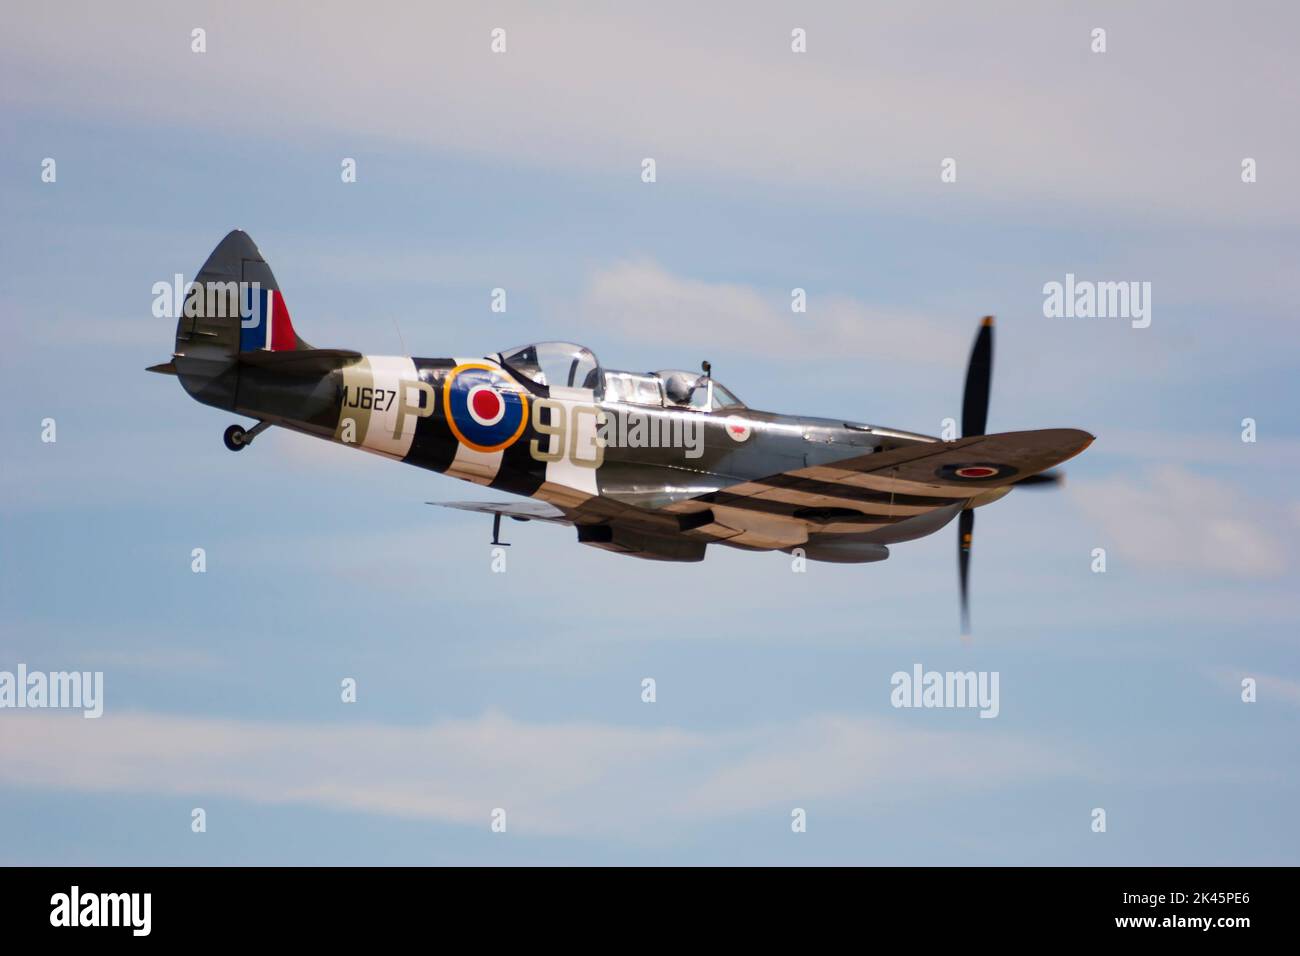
[981,315,995,327]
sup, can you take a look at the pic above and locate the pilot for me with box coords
[663,371,699,407]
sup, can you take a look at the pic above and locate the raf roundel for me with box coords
[443,363,529,453]
[936,462,1019,482]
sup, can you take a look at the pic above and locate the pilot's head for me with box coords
[663,372,696,405]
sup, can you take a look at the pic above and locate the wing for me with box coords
[663,428,1093,549]
[426,500,572,524]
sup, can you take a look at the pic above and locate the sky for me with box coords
[1,1,1298,865]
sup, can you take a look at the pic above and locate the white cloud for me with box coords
[3,2,1297,223]
[1072,465,1289,577]
[582,259,962,366]
[0,709,1075,839]
[1255,674,1300,706]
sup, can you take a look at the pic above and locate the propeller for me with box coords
[957,316,994,639]
[1015,470,1064,488]
[961,317,994,439]
[958,508,975,638]
[956,317,1068,637]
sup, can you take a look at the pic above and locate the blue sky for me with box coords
[2,1,1298,864]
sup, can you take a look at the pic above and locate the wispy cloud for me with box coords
[581,259,962,366]
[4,3,1297,222]
[1072,465,1290,576]
[0,710,1077,839]
[1087,429,1300,472]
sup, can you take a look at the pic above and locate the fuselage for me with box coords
[201,350,943,515]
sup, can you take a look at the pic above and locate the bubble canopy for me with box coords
[496,342,602,390]
[656,370,744,411]
[495,342,745,410]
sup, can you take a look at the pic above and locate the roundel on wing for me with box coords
[444,363,529,453]
[936,462,1018,482]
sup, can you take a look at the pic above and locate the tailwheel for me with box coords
[223,420,270,452]
[223,424,248,452]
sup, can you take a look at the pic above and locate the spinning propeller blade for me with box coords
[1015,470,1064,488]
[961,316,994,439]
[955,318,1071,637]
[957,317,994,638]
[958,508,974,639]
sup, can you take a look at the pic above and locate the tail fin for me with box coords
[178,229,312,356]
[171,230,313,409]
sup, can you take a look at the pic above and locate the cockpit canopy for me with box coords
[497,341,601,390]
[653,370,744,411]
[495,342,744,411]
[604,367,744,411]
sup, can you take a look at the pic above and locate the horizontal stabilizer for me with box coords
[238,348,363,376]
